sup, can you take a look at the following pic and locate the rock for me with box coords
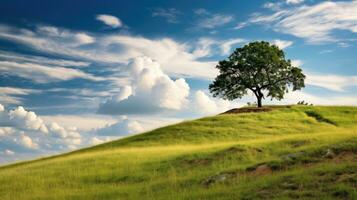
[281,152,304,161]
[202,172,237,187]
[324,148,335,159]
[281,182,299,190]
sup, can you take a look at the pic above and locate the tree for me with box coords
[209,41,305,107]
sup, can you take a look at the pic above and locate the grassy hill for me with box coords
[0,106,356,200]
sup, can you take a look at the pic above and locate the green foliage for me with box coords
[209,41,305,107]
[0,106,356,200]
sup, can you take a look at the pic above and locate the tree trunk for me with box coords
[257,96,262,107]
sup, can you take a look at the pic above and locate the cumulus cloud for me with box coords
[8,106,49,133]
[96,14,122,28]
[98,57,190,115]
[192,90,232,115]
[250,1,357,43]
[95,118,144,136]
[19,134,38,149]
[0,104,84,160]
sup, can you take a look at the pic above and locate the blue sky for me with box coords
[1,0,357,164]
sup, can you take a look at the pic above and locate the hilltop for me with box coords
[0,106,356,199]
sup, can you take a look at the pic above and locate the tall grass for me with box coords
[0,106,356,199]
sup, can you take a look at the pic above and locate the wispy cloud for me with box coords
[306,74,357,92]
[250,1,357,43]
[151,8,181,23]
[0,61,103,83]
[272,39,293,49]
[0,24,217,79]
[0,87,39,105]
[194,9,233,29]
[286,0,304,5]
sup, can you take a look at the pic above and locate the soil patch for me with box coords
[221,105,291,115]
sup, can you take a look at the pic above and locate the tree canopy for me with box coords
[209,41,305,107]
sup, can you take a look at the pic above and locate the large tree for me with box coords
[209,41,305,107]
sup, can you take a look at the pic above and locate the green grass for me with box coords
[0,106,356,199]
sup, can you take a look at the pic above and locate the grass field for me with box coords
[0,106,356,199]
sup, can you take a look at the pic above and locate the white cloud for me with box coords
[0,105,83,154]
[192,90,232,115]
[198,14,234,29]
[98,57,190,115]
[250,1,357,43]
[263,2,282,11]
[89,137,106,145]
[272,39,293,49]
[151,8,181,23]
[96,14,122,28]
[291,59,303,67]
[95,118,144,136]
[41,115,117,132]
[0,51,90,67]
[192,38,217,57]
[75,33,95,44]
[0,87,39,105]
[282,90,357,106]
[3,149,15,155]
[0,127,14,137]
[0,24,217,79]
[234,22,247,30]
[220,38,246,55]
[19,134,38,149]
[194,8,209,15]
[191,37,245,57]
[0,61,102,83]
[286,0,304,5]
[306,74,357,92]
[9,106,49,134]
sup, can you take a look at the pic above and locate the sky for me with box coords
[1,0,357,164]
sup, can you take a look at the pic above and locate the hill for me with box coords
[0,106,356,199]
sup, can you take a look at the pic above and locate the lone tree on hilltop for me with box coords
[209,41,305,107]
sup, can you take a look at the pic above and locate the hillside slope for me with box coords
[0,106,356,200]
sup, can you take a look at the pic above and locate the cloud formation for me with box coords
[0,87,39,105]
[0,24,217,79]
[286,0,304,5]
[306,74,357,92]
[151,8,181,23]
[194,9,233,29]
[98,57,190,115]
[96,14,122,28]
[0,104,82,156]
[0,61,102,83]
[95,117,143,136]
[251,1,357,43]
[192,90,232,115]
[272,39,293,49]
